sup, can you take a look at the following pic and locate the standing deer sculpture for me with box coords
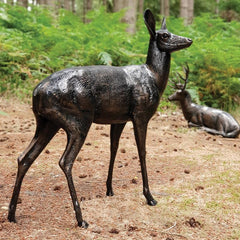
[8,9,192,228]
[168,65,240,138]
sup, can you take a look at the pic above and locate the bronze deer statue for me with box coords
[168,65,240,138]
[8,9,192,228]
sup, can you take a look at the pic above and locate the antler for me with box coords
[169,73,184,90]
[170,64,189,90]
[180,64,189,90]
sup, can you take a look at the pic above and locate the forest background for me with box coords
[0,0,240,112]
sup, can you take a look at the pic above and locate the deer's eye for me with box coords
[161,33,169,39]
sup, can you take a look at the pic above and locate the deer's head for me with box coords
[168,64,190,102]
[144,9,192,53]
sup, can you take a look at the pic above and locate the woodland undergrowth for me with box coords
[1,3,240,111]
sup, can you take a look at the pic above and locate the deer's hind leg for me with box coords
[106,123,126,196]
[8,116,59,223]
[224,127,240,138]
[58,114,92,228]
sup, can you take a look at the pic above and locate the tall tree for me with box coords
[138,0,144,14]
[37,0,46,6]
[46,0,56,9]
[124,0,138,34]
[113,0,138,34]
[180,0,194,25]
[64,0,71,10]
[7,0,14,5]
[72,0,75,12]
[216,0,220,14]
[188,0,194,23]
[160,0,169,16]
[18,0,28,8]
[83,0,92,22]
[180,0,188,21]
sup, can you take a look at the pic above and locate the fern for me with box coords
[0,3,240,111]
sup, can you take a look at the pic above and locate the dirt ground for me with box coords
[0,98,240,240]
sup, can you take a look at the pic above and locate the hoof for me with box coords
[147,199,157,206]
[8,215,17,223]
[106,190,114,197]
[78,220,89,229]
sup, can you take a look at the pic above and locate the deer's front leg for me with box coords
[133,119,157,206]
[106,123,126,196]
[188,121,201,128]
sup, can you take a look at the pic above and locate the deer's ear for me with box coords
[161,17,167,30]
[144,9,156,39]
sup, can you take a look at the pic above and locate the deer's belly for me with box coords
[93,116,130,124]
[93,106,131,124]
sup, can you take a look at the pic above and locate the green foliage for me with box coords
[220,0,240,13]
[144,0,218,18]
[98,52,112,65]
[0,3,240,111]
[194,0,218,16]
[0,4,130,98]
[220,0,240,21]
[175,14,240,110]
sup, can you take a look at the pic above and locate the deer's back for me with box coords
[189,105,239,131]
[32,65,160,124]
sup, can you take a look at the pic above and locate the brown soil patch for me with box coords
[1,98,240,239]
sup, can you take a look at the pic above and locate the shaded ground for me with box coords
[0,98,240,240]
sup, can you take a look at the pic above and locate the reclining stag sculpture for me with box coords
[168,65,240,138]
[8,9,192,228]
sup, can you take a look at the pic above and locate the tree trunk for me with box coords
[124,0,138,34]
[37,0,46,5]
[180,0,188,20]
[86,0,92,11]
[138,0,144,14]
[7,0,14,5]
[83,0,92,23]
[72,0,75,12]
[188,0,194,24]
[161,0,164,15]
[64,0,71,10]
[18,0,28,8]
[102,0,107,5]
[160,0,169,16]
[215,0,220,15]
[46,0,56,9]
[113,0,138,34]
[164,0,169,16]
[113,0,124,12]
[180,0,194,25]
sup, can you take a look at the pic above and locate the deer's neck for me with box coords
[180,93,195,121]
[146,41,171,95]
